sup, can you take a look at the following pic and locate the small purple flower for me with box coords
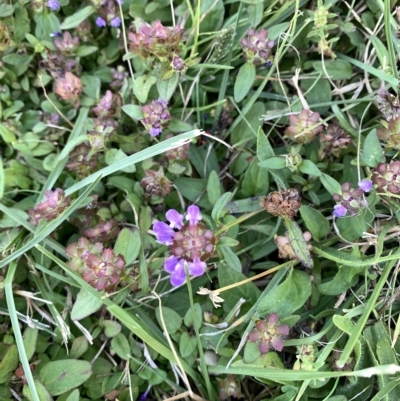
[149,127,162,136]
[165,209,184,229]
[153,221,175,245]
[139,385,151,401]
[358,179,372,192]
[50,32,62,38]
[116,0,124,4]
[333,204,348,218]
[152,205,217,286]
[110,17,121,27]
[96,17,107,28]
[186,205,202,225]
[46,0,60,11]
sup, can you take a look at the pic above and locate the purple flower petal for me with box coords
[188,259,206,276]
[170,261,186,286]
[270,336,284,351]
[186,205,202,225]
[149,127,162,136]
[358,179,372,192]
[96,17,107,28]
[46,0,60,11]
[116,0,124,4]
[164,256,181,273]
[153,221,175,245]
[110,17,121,27]
[333,204,347,218]
[166,209,184,229]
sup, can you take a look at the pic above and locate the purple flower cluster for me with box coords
[66,237,125,292]
[29,189,71,226]
[152,205,216,286]
[332,179,372,218]
[241,28,274,65]
[141,98,170,136]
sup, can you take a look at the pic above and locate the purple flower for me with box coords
[110,17,121,27]
[165,209,184,229]
[358,179,372,192]
[153,222,175,245]
[50,32,62,38]
[149,127,162,136]
[116,0,124,4]
[152,205,217,286]
[333,204,347,218]
[186,205,202,225]
[46,0,60,11]
[96,17,107,28]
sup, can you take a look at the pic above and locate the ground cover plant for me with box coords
[2,0,400,400]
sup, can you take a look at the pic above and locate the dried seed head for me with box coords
[261,188,302,218]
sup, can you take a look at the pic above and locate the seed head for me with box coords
[66,143,99,178]
[377,118,400,150]
[371,162,400,194]
[141,98,170,136]
[53,32,80,55]
[261,188,302,219]
[54,72,83,108]
[275,231,312,260]
[141,167,172,198]
[376,88,400,121]
[318,124,351,160]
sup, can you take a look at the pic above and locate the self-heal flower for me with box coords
[371,161,400,194]
[332,182,367,217]
[29,189,71,226]
[66,238,125,292]
[54,72,83,108]
[248,313,289,354]
[152,205,217,286]
[284,109,323,144]
[110,17,121,27]
[376,88,400,121]
[241,28,274,65]
[96,17,107,28]
[141,98,170,136]
[46,0,60,11]
[358,179,372,192]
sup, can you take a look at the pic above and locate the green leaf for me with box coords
[300,205,329,241]
[168,118,193,132]
[0,344,18,383]
[320,173,342,195]
[122,104,143,120]
[257,269,312,318]
[298,160,321,177]
[247,2,264,27]
[218,237,240,247]
[333,315,355,335]
[0,4,14,17]
[22,328,38,361]
[70,336,89,359]
[220,247,242,272]
[284,219,313,269]
[39,360,92,395]
[234,63,256,103]
[60,6,96,30]
[133,74,157,103]
[75,46,98,57]
[114,228,141,265]
[71,289,103,321]
[258,157,287,170]
[183,303,202,330]
[105,149,136,173]
[157,71,179,102]
[155,307,182,335]
[312,60,352,80]
[14,7,30,43]
[179,332,197,358]
[361,129,384,167]
[241,159,269,196]
[111,333,131,360]
[207,170,222,205]
[23,379,52,401]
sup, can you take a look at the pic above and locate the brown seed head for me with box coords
[261,188,302,218]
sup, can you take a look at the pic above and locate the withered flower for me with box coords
[377,118,400,150]
[141,167,172,198]
[66,143,98,178]
[54,72,82,107]
[376,88,400,121]
[53,32,80,55]
[318,124,351,160]
[284,109,323,144]
[371,162,400,194]
[261,188,302,219]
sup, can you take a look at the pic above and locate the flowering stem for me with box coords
[184,265,215,400]
[215,208,264,237]
[214,260,295,295]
